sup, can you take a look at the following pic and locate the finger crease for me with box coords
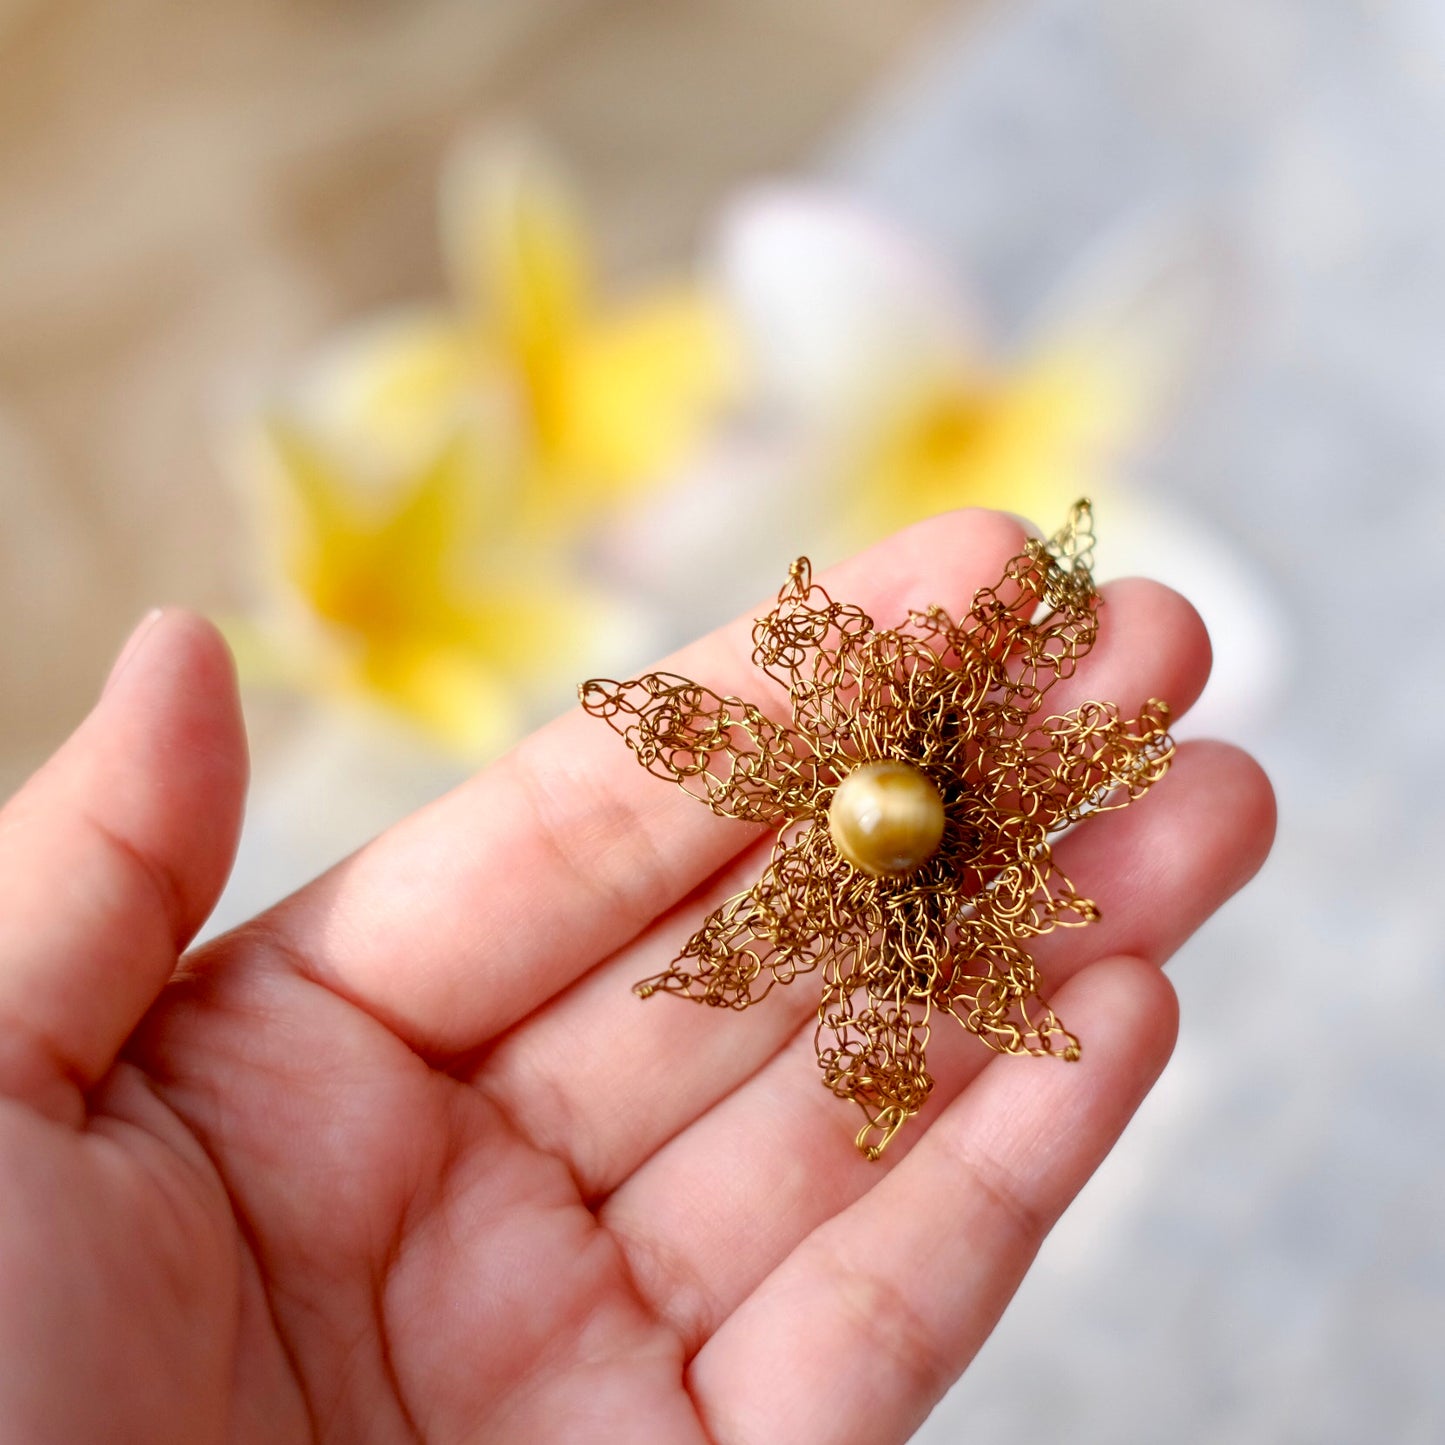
[82,808,191,949]
[510,739,675,935]
[601,1206,726,1360]
[809,1236,953,1404]
[934,1134,1048,1252]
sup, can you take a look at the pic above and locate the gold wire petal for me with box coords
[749,556,877,754]
[960,824,1098,940]
[938,934,1081,1061]
[1025,698,1175,829]
[635,825,844,1008]
[817,973,935,1161]
[581,501,1175,1158]
[579,672,824,823]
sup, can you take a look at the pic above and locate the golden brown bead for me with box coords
[827,760,945,878]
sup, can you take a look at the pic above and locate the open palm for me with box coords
[0,511,1273,1444]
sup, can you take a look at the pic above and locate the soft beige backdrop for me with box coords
[0,0,961,793]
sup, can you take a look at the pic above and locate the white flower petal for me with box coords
[712,184,984,419]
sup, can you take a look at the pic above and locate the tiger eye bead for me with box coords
[827,760,945,878]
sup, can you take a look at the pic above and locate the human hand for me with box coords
[0,510,1274,1443]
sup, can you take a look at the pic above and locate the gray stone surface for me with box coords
[831,2,1445,1440]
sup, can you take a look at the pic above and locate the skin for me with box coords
[0,510,1275,1444]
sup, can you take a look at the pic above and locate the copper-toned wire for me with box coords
[580,502,1174,1159]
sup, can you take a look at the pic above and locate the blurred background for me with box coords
[2,1,1443,1441]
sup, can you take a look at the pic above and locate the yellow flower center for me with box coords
[827,760,946,878]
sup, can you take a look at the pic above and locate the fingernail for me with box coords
[103,609,164,698]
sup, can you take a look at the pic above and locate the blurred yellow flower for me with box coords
[313,138,735,529]
[230,420,605,756]
[845,341,1140,541]
[230,138,734,753]
[715,188,1207,549]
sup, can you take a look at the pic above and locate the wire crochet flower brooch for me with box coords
[580,503,1173,1158]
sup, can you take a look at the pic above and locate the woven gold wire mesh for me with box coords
[581,502,1174,1158]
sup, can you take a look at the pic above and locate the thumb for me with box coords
[0,610,248,1122]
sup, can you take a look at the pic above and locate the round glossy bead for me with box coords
[827,760,945,878]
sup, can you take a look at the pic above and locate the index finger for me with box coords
[250,509,1034,1055]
